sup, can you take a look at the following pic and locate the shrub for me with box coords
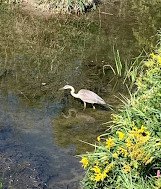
[80,36,161,189]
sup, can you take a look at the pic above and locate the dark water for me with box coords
[0,0,161,188]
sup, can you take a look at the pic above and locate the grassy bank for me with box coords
[80,33,161,188]
[5,0,97,14]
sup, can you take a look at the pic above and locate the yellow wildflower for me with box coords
[146,70,150,76]
[152,67,160,72]
[151,53,156,59]
[91,166,101,174]
[92,173,102,182]
[143,153,150,163]
[138,126,150,143]
[106,138,115,150]
[113,153,118,158]
[130,126,150,144]
[122,163,131,173]
[94,163,113,181]
[80,157,88,168]
[116,131,125,140]
[132,126,138,131]
[145,157,153,165]
[102,172,108,180]
[145,60,154,67]
[158,56,161,66]
[156,142,161,146]
[96,161,99,166]
[91,166,104,182]
[104,163,114,174]
[119,147,128,157]
[129,146,144,160]
[97,136,101,142]
[126,137,132,148]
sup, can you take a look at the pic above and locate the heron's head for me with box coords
[59,85,72,90]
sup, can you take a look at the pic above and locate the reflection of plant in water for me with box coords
[0,3,102,102]
[0,1,160,106]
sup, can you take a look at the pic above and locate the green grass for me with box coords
[80,31,161,189]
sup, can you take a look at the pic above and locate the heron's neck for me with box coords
[70,87,79,98]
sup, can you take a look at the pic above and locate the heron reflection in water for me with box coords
[62,108,95,123]
[60,85,106,110]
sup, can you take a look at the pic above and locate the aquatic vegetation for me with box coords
[80,32,161,188]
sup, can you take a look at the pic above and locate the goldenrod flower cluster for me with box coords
[106,138,115,150]
[80,123,161,186]
[81,157,89,169]
[90,163,114,182]
[80,124,157,183]
[80,46,161,188]
[116,131,125,140]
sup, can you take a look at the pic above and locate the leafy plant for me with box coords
[80,32,161,188]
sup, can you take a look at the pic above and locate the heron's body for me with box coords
[60,85,106,109]
[77,89,106,104]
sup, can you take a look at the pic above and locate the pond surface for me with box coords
[0,0,161,188]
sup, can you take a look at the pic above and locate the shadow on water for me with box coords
[0,0,161,188]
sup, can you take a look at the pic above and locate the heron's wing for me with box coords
[78,89,106,104]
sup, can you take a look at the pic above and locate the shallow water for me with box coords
[0,0,161,188]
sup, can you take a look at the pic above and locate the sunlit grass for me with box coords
[80,31,161,188]
[5,0,97,13]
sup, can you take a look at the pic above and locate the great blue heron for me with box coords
[60,85,106,110]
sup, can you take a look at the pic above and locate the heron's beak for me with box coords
[59,87,64,90]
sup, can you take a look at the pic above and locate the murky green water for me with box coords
[0,1,161,188]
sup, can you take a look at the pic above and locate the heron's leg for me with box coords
[92,104,95,109]
[83,102,86,110]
